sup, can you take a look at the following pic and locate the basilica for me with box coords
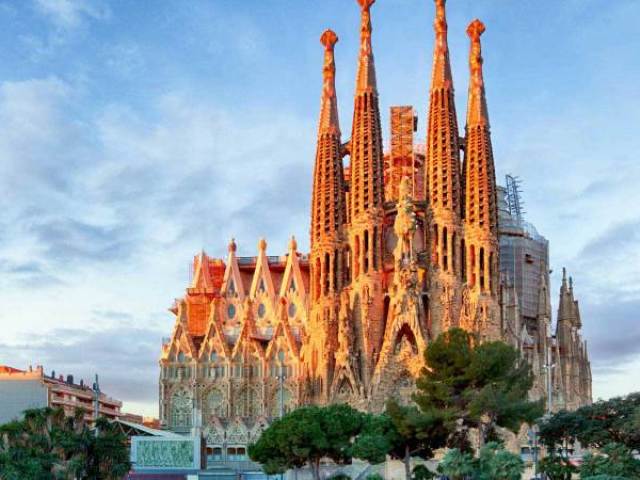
[158,0,591,458]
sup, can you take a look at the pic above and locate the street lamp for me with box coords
[277,350,286,480]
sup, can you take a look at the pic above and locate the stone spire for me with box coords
[318,30,341,136]
[464,19,497,235]
[349,0,384,225]
[426,0,462,219]
[355,0,377,95]
[311,29,346,252]
[466,19,490,128]
[425,0,464,338]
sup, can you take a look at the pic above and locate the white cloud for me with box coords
[33,0,109,29]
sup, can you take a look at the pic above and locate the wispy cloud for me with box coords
[0,322,163,410]
[33,0,109,29]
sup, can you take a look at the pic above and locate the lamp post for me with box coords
[276,350,287,480]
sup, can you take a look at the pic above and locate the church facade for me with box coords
[158,0,591,460]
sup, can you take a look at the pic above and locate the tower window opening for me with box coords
[333,249,339,291]
[433,224,439,265]
[489,251,494,294]
[363,230,370,273]
[470,245,476,287]
[373,226,378,270]
[461,239,466,281]
[479,247,486,291]
[324,253,330,295]
[451,232,457,274]
[442,227,448,271]
[354,236,360,278]
[315,258,321,300]
[344,246,351,285]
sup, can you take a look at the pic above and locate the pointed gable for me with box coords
[221,239,246,301]
[162,299,197,361]
[198,299,232,362]
[249,238,277,300]
[265,299,300,360]
[279,238,309,333]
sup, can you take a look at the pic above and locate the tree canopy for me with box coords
[579,442,640,479]
[436,442,523,480]
[414,328,543,448]
[539,392,640,452]
[352,399,448,480]
[0,407,130,480]
[248,404,366,480]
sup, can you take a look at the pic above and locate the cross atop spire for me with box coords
[466,19,489,127]
[355,0,377,94]
[318,29,340,136]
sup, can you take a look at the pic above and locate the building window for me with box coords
[288,303,297,318]
[227,304,236,319]
[257,303,266,318]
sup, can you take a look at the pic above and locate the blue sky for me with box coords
[0,0,639,417]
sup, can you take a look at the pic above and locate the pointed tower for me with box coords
[425,0,464,336]
[308,29,346,402]
[463,19,500,340]
[346,0,386,395]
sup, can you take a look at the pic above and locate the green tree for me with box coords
[475,442,524,480]
[0,407,130,480]
[414,328,543,448]
[248,404,365,480]
[538,455,577,480]
[579,442,640,479]
[411,464,434,480]
[436,448,474,480]
[576,393,640,450]
[352,399,449,480]
[539,409,585,460]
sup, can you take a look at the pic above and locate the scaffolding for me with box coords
[387,106,418,201]
[505,174,525,222]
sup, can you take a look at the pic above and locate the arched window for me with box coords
[170,389,193,428]
[204,388,225,418]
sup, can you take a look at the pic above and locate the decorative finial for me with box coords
[434,0,447,34]
[288,235,298,252]
[467,19,486,43]
[228,238,237,253]
[258,238,267,253]
[354,0,377,93]
[320,29,338,50]
[357,0,375,10]
[466,19,489,126]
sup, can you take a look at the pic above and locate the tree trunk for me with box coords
[310,459,321,480]
[404,446,411,480]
